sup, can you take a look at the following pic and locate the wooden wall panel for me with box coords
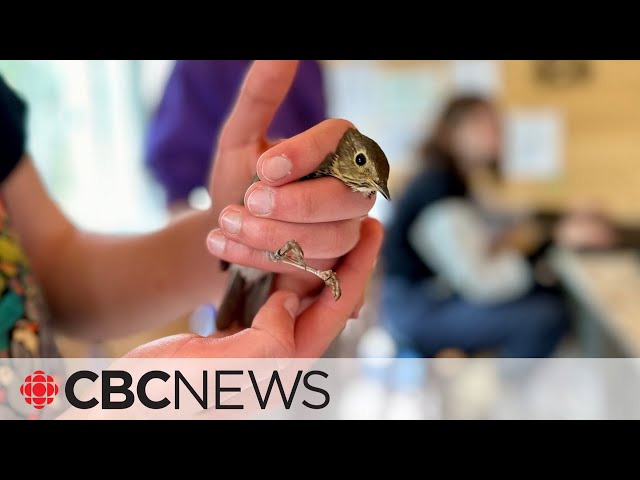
[498,60,640,222]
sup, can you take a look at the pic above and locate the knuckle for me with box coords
[262,221,284,250]
[330,221,359,257]
[296,187,319,220]
[328,225,347,257]
[217,124,235,151]
[223,240,260,268]
[250,247,270,267]
[342,221,362,254]
[244,72,280,106]
[243,79,268,104]
[254,325,295,357]
[306,132,324,167]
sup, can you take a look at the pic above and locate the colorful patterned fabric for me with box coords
[0,199,51,357]
[0,197,62,419]
[0,74,64,419]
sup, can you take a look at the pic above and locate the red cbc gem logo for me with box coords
[20,370,59,410]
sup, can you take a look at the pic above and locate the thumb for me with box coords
[250,290,299,356]
[209,61,299,213]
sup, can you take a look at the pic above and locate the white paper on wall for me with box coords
[451,60,501,97]
[502,109,564,181]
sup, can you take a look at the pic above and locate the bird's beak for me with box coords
[374,180,391,201]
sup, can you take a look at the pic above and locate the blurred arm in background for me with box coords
[145,60,326,215]
[503,205,640,251]
[409,198,534,304]
[551,206,640,250]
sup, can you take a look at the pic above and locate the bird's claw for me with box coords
[320,270,341,300]
[270,239,341,301]
[270,240,304,263]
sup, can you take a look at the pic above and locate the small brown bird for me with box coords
[216,128,390,330]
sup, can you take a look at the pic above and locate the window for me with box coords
[0,60,174,234]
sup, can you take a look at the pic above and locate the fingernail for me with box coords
[247,188,273,216]
[261,155,292,182]
[220,209,242,234]
[284,295,299,318]
[207,230,227,254]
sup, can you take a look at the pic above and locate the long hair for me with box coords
[420,95,498,184]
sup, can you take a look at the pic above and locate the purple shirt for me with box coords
[145,60,327,204]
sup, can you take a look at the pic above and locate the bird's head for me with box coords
[331,128,391,201]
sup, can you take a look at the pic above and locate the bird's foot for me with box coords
[269,239,305,264]
[269,239,342,301]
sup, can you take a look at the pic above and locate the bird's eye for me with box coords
[355,153,367,166]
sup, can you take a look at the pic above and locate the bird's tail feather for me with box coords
[242,272,275,328]
[216,269,275,331]
[216,269,246,331]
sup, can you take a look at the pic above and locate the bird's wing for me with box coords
[215,268,246,331]
[242,271,275,328]
[216,266,275,331]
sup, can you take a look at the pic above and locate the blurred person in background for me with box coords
[145,60,326,215]
[380,95,569,358]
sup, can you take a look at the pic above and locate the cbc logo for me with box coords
[20,370,59,410]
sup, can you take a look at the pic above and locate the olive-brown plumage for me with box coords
[216,128,390,330]
[302,128,390,200]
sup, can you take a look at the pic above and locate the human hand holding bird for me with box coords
[206,60,390,330]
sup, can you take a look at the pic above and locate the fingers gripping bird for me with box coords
[216,128,390,330]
